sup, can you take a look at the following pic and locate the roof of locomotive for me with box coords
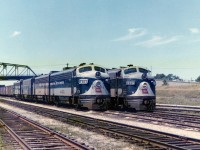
[35,64,108,78]
[50,68,76,76]
[35,74,49,79]
[108,66,150,72]
[77,64,106,69]
[108,66,151,79]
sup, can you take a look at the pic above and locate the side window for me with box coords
[139,68,148,74]
[94,66,105,73]
[79,66,92,73]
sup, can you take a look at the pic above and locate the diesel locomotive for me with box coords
[108,65,156,111]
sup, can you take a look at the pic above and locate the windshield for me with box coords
[124,68,137,74]
[94,66,105,73]
[79,66,92,73]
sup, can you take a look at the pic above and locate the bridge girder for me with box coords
[0,62,37,80]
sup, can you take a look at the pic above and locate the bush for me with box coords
[196,76,200,82]
[162,79,168,86]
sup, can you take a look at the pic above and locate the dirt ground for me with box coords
[156,81,200,105]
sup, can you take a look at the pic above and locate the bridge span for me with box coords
[0,62,37,80]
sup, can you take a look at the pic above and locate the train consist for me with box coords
[1,64,110,110]
[108,65,156,111]
[0,64,156,111]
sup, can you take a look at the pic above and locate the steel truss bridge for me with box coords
[0,63,37,80]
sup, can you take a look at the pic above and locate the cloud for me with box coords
[112,27,146,41]
[189,28,200,34]
[135,35,180,47]
[10,31,21,38]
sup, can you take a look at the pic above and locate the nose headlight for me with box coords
[96,71,101,77]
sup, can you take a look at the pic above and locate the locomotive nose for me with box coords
[95,81,102,93]
[141,82,148,94]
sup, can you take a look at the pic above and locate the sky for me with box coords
[1,0,200,81]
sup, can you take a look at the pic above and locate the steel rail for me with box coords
[156,104,200,112]
[103,110,200,131]
[0,120,30,150]
[1,99,200,149]
[0,106,90,150]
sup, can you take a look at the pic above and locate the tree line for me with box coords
[155,74,200,82]
[154,74,183,81]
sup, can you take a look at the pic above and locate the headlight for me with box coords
[96,71,101,77]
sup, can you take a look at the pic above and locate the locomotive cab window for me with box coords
[124,68,137,74]
[79,66,92,73]
[94,66,105,73]
[138,68,149,74]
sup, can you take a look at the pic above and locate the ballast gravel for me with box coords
[1,97,200,148]
[0,99,144,150]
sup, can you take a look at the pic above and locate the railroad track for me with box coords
[102,108,200,131]
[156,104,200,113]
[0,123,24,150]
[0,106,90,150]
[1,99,200,149]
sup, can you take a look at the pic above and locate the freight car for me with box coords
[108,65,156,111]
[0,85,6,96]
[0,85,13,97]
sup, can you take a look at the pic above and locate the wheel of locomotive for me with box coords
[123,98,129,110]
[69,98,73,105]
[146,102,155,112]
[74,98,81,110]
[45,95,49,104]
[55,96,60,106]
[101,99,109,110]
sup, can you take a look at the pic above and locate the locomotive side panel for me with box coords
[34,75,49,98]
[50,70,74,97]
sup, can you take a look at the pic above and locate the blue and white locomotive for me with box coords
[15,63,110,110]
[108,65,156,111]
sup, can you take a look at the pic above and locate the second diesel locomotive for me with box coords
[108,65,156,111]
[12,63,110,110]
